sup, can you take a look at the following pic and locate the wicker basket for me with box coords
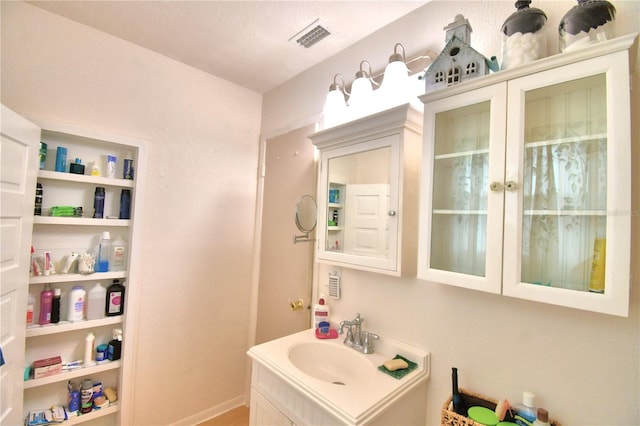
[441,389,560,426]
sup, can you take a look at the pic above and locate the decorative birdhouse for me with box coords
[423,14,498,92]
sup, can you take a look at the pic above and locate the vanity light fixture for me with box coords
[348,60,378,118]
[380,43,411,106]
[322,73,348,128]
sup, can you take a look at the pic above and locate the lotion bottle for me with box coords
[314,294,330,333]
[84,331,96,367]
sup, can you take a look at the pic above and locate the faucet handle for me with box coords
[362,331,379,354]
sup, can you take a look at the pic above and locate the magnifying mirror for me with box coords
[294,195,317,243]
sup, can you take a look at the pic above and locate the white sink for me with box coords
[248,328,430,425]
[288,341,376,385]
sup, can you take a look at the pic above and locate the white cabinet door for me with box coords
[0,105,40,425]
[418,83,507,294]
[249,389,292,426]
[502,51,631,316]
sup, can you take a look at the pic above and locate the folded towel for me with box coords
[378,354,417,379]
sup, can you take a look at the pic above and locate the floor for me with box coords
[197,406,249,426]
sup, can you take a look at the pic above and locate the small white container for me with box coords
[68,285,86,322]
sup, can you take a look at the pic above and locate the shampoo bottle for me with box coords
[314,295,330,334]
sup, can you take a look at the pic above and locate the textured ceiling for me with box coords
[28,1,429,93]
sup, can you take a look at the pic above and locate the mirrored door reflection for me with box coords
[326,146,391,260]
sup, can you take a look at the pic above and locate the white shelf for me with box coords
[327,226,343,231]
[38,170,134,188]
[434,147,489,160]
[33,216,130,226]
[524,132,607,148]
[26,316,123,338]
[29,271,126,285]
[524,210,607,216]
[64,405,119,425]
[24,361,121,389]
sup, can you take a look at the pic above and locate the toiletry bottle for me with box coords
[84,331,96,367]
[96,231,111,272]
[68,285,86,322]
[39,283,53,325]
[51,288,61,324]
[533,408,550,426]
[27,293,35,326]
[34,183,43,215]
[123,152,134,180]
[588,236,606,293]
[87,283,107,320]
[513,391,537,426]
[119,189,131,219]
[55,146,67,172]
[109,236,128,271]
[314,294,330,333]
[105,279,126,316]
[108,328,123,361]
[106,154,116,178]
[93,187,105,218]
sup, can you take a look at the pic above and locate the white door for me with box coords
[0,105,40,425]
[343,184,390,258]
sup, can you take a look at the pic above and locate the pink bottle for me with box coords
[39,283,53,324]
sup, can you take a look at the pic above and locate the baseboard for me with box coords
[170,395,247,426]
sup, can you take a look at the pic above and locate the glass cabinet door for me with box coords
[503,52,631,316]
[418,84,507,293]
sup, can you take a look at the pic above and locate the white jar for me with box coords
[86,283,106,320]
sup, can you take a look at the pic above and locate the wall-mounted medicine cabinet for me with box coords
[310,103,422,276]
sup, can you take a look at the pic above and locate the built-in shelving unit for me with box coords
[21,118,147,425]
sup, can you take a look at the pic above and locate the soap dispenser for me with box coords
[314,295,330,334]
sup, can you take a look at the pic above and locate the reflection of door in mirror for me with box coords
[256,124,317,344]
[327,146,391,260]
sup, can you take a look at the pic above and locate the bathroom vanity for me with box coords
[247,329,430,425]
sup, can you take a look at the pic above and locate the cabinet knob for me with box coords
[505,181,519,191]
[489,182,503,192]
[388,210,397,216]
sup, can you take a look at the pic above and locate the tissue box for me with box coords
[33,356,62,379]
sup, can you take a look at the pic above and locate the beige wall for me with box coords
[263,1,640,425]
[1,2,262,424]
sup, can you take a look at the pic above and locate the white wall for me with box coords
[263,1,640,425]
[1,2,262,424]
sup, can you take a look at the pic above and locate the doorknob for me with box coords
[489,182,503,191]
[388,210,397,216]
[505,181,519,191]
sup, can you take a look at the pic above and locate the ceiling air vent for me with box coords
[290,19,331,48]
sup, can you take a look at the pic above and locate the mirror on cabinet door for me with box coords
[325,146,391,258]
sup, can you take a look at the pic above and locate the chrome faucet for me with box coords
[338,313,379,354]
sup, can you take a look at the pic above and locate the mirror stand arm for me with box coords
[293,233,316,244]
